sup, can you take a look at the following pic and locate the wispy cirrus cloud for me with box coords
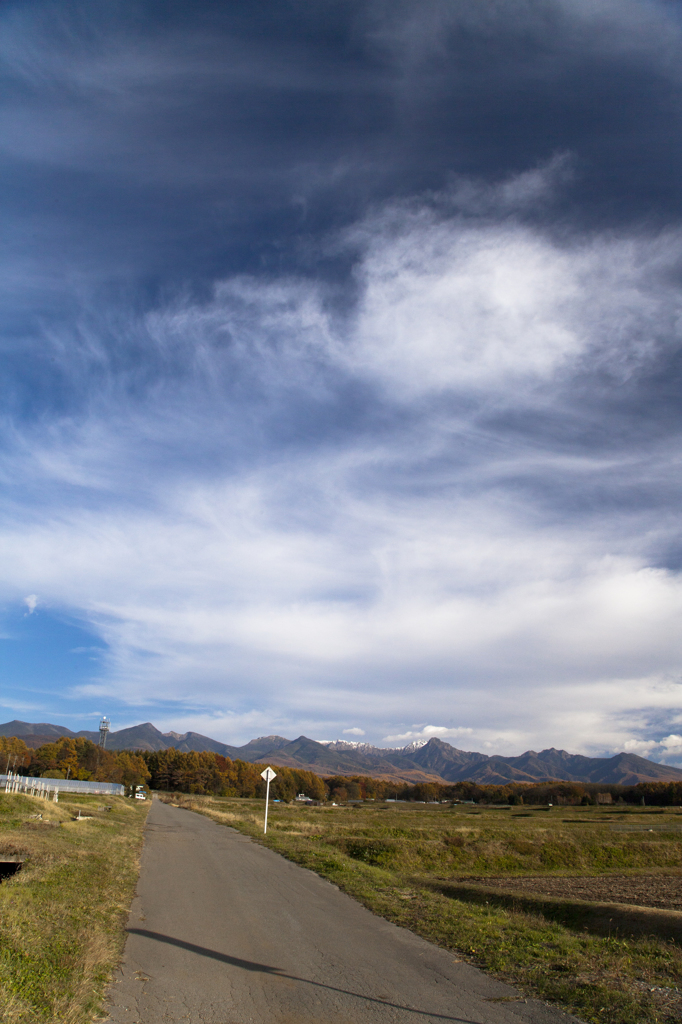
[1,1,682,757]
[1,180,682,752]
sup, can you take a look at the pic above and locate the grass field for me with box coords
[164,794,682,1024]
[0,791,148,1024]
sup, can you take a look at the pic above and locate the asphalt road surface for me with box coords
[105,799,581,1024]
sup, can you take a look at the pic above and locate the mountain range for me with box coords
[3,719,682,786]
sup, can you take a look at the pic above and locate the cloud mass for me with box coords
[1,0,682,763]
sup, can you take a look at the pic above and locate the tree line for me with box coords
[325,777,682,806]
[3,735,682,805]
[141,748,327,800]
[1,735,150,790]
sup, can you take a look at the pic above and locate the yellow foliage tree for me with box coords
[0,735,30,772]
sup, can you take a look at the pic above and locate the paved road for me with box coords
[105,799,581,1024]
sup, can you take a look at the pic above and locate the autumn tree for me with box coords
[112,752,151,792]
[0,735,30,772]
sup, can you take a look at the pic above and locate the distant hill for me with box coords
[244,735,446,783]
[0,719,235,754]
[3,719,682,785]
[401,740,682,786]
[0,720,97,749]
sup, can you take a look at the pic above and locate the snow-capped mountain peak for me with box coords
[318,738,431,754]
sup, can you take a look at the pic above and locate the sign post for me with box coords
[260,766,277,834]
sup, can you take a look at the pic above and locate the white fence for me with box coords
[1,773,125,799]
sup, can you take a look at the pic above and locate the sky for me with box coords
[2,0,682,763]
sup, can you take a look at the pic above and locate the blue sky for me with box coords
[2,0,682,762]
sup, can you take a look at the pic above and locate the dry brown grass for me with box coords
[172,794,682,1024]
[0,791,148,1024]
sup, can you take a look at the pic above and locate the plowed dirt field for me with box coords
[468,874,682,910]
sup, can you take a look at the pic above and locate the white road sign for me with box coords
[261,766,277,833]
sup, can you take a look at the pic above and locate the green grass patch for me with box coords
[164,794,682,1024]
[0,791,148,1024]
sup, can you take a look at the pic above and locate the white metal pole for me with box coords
[264,775,271,834]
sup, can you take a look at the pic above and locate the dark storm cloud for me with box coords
[0,0,680,429]
[2,0,682,286]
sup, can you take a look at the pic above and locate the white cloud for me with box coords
[348,222,582,396]
[118,171,682,410]
[623,734,682,766]
[383,725,475,744]
[1,182,682,753]
[342,727,365,736]
[23,594,38,614]
[338,199,682,400]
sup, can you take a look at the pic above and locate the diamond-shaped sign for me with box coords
[261,766,277,782]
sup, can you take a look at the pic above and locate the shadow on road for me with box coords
[126,928,480,1022]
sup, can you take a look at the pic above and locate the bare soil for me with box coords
[466,874,682,911]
